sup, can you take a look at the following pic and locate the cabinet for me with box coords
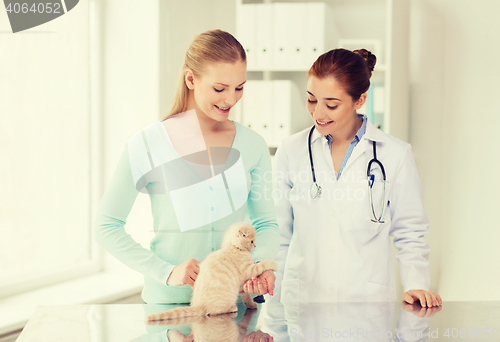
[232,0,410,147]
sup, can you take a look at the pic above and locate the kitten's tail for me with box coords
[146,306,204,321]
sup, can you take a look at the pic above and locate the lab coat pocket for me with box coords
[346,218,387,246]
[348,227,380,246]
[280,278,299,304]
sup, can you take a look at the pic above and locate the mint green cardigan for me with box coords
[94,120,279,304]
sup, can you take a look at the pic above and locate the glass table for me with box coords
[15,301,500,341]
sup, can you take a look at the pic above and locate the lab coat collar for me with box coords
[309,115,386,145]
[310,124,324,144]
[363,117,386,143]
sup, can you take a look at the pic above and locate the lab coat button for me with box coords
[329,284,336,293]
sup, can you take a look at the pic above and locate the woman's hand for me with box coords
[167,258,201,288]
[403,289,442,307]
[243,270,276,296]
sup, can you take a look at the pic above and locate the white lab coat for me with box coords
[273,116,431,303]
[261,300,430,342]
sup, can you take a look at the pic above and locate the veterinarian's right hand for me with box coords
[244,330,273,342]
[167,258,200,288]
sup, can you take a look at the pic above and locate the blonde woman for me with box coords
[94,30,279,305]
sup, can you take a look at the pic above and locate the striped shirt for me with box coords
[325,114,367,180]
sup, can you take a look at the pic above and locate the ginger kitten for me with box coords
[146,222,278,321]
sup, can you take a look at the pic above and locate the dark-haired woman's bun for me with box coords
[353,49,376,74]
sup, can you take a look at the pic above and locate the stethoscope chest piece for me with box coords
[310,182,322,199]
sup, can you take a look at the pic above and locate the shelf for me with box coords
[247,64,387,73]
[235,0,411,141]
[248,66,310,72]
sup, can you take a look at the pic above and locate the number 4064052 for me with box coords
[5,2,62,14]
[443,328,498,339]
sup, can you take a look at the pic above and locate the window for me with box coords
[0,0,101,298]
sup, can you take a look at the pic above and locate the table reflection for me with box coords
[260,301,436,342]
[132,301,270,341]
[17,301,500,341]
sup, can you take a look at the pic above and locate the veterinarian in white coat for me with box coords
[273,48,442,307]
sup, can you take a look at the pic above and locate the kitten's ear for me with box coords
[238,226,251,237]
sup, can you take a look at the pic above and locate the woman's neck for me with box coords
[186,94,231,133]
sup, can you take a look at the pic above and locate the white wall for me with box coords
[100,0,161,271]
[0,0,96,293]
[159,0,236,117]
[409,0,500,300]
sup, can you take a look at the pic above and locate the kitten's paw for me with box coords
[262,260,279,272]
[245,301,258,310]
[229,305,238,313]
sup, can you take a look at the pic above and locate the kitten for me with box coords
[146,222,278,321]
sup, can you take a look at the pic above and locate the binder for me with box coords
[305,2,326,66]
[236,4,257,68]
[241,81,274,146]
[273,2,289,67]
[256,4,273,68]
[238,2,338,70]
[241,81,260,131]
[287,3,307,68]
[273,80,311,147]
[256,81,274,144]
[273,81,291,147]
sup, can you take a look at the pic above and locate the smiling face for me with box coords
[306,75,366,137]
[185,61,246,124]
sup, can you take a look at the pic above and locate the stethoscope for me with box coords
[308,125,387,223]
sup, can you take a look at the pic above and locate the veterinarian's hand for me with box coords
[167,258,200,288]
[243,270,276,296]
[402,301,442,318]
[244,330,274,342]
[166,330,193,342]
[403,289,442,308]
